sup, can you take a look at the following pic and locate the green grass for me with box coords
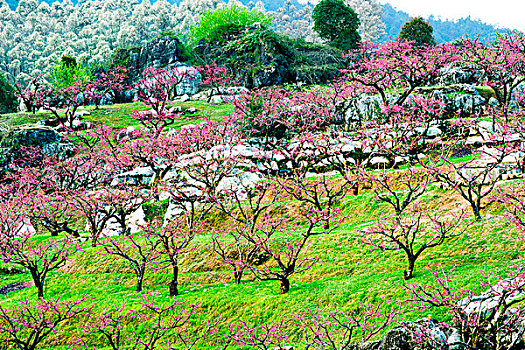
[0,101,522,348]
[0,110,53,126]
[0,182,522,349]
[0,100,235,129]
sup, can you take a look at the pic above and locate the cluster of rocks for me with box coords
[111,36,183,82]
[101,127,413,229]
[100,104,525,235]
[195,25,344,89]
[108,37,202,102]
[343,94,399,126]
[109,141,265,226]
[341,63,502,130]
[434,64,483,86]
[358,279,525,350]
[343,84,489,129]
[99,206,147,237]
[268,282,523,350]
[430,84,488,117]
[354,319,452,350]
[190,86,250,104]
[0,124,74,168]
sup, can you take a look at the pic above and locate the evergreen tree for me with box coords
[398,17,436,46]
[312,0,360,51]
[0,72,17,114]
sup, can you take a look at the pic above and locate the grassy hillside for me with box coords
[0,101,522,349]
[0,101,234,129]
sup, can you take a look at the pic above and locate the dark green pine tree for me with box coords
[0,73,17,114]
[398,17,436,46]
[312,0,361,51]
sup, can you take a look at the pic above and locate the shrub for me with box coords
[0,73,17,114]
[188,2,272,47]
[312,0,360,51]
[399,17,436,46]
[51,56,91,88]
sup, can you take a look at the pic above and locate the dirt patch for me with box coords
[0,281,34,295]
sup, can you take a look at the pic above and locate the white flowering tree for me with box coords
[346,0,385,42]
[0,0,226,83]
[267,0,385,44]
[0,0,383,88]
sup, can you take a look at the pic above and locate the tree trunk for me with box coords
[63,224,80,238]
[136,273,144,292]
[116,211,128,236]
[36,281,44,299]
[471,202,482,221]
[404,258,415,280]
[169,280,178,297]
[279,278,290,294]
[31,270,44,299]
[234,270,243,284]
[169,265,179,297]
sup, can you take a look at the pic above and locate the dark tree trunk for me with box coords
[169,280,178,297]
[63,224,80,238]
[234,270,243,284]
[169,265,179,297]
[136,273,144,292]
[36,281,44,299]
[404,258,416,280]
[471,200,482,221]
[31,270,44,299]
[279,278,290,294]
[116,211,127,235]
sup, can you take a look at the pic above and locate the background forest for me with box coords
[0,0,509,84]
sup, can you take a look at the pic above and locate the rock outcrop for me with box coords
[110,37,202,99]
[434,65,483,86]
[0,125,74,168]
[111,36,183,81]
[429,84,486,117]
[195,25,345,88]
[342,84,488,127]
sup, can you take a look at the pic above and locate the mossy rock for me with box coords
[195,26,346,88]
[476,85,497,101]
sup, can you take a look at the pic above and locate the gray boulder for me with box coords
[367,156,393,169]
[0,125,74,167]
[112,36,182,80]
[379,328,413,350]
[488,97,499,108]
[343,95,383,126]
[101,217,121,237]
[435,65,482,86]
[171,63,202,96]
[511,82,525,109]
[454,94,486,115]
[343,94,400,128]
[100,93,114,105]
[163,200,187,223]
[431,86,486,116]
[111,167,156,186]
